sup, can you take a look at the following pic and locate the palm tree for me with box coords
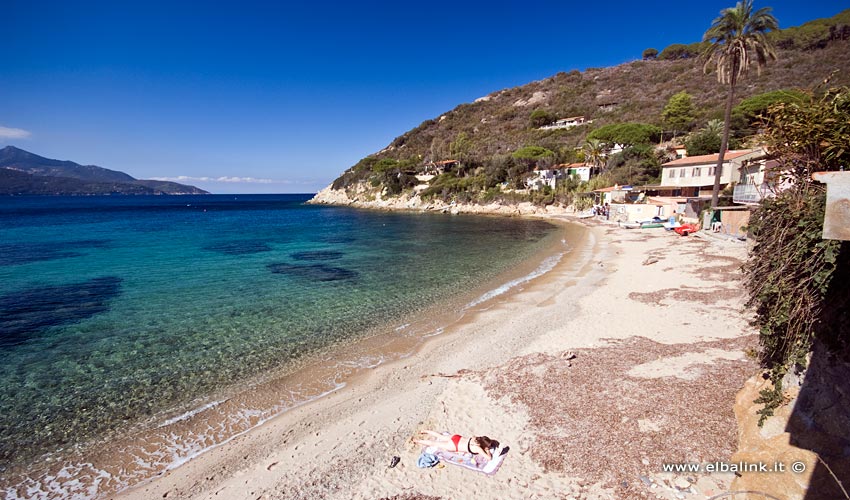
[582,138,606,174]
[703,0,778,208]
[703,119,725,137]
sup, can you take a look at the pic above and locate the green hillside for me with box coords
[325,9,850,204]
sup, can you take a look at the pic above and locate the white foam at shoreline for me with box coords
[158,399,228,428]
[160,382,345,472]
[464,252,564,309]
[8,383,346,500]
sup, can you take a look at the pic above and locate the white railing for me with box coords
[733,183,768,204]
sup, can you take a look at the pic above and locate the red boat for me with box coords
[674,223,699,236]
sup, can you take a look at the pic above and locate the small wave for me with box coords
[158,399,228,428]
[464,253,564,309]
[394,323,411,332]
[159,382,345,472]
[339,354,386,370]
[422,326,445,338]
[7,383,346,499]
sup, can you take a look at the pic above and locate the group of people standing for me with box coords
[591,203,610,219]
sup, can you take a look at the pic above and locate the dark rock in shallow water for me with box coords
[203,240,273,255]
[0,239,111,266]
[0,276,122,347]
[290,250,344,261]
[267,262,358,282]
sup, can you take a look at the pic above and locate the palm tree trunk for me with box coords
[711,79,737,208]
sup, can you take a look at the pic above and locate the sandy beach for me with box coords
[118,217,759,500]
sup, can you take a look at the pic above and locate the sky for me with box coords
[1,1,846,194]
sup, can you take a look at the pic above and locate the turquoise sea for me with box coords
[0,194,565,498]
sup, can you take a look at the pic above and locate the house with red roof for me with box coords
[659,149,767,198]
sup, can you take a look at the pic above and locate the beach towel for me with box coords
[423,444,510,476]
[417,452,440,468]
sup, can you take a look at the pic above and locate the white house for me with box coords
[734,156,789,205]
[557,162,594,182]
[525,167,560,190]
[660,149,766,198]
[539,116,592,130]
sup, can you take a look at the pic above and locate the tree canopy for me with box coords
[661,91,697,135]
[587,122,661,146]
[511,145,555,161]
[529,109,556,128]
[733,88,807,122]
[658,42,706,60]
[642,48,659,60]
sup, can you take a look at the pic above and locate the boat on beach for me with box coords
[619,217,666,229]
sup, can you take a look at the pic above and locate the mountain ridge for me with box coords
[0,146,208,195]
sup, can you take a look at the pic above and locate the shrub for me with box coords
[744,87,850,423]
[529,109,556,128]
[658,42,706,60]
[745,190,842,367]
[642,48,659,60]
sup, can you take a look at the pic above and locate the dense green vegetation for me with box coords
[657,41,708,60]
[744,86,850,424]
[586,122,661,146]
[769,8,850,50]
[326,9,850,206]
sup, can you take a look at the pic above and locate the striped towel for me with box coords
[424,444,510,476]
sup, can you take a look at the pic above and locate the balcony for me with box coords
[733,183,769,204]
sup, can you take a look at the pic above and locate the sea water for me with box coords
[0,194,564,497]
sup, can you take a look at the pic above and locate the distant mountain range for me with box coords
[0,146,208,195]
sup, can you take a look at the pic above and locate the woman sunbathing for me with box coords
[413,430,497,460]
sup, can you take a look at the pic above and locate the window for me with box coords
[709,166,723,176]
[692,167,701,177]
[670,169,676,178]
[680,168,686,178]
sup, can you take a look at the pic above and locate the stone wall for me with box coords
[731,341,850,500]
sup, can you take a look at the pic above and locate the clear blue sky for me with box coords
[1,1,845,193]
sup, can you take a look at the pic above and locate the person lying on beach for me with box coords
[413,430,497,460]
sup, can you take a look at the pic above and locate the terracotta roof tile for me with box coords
[661,150,757,167]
